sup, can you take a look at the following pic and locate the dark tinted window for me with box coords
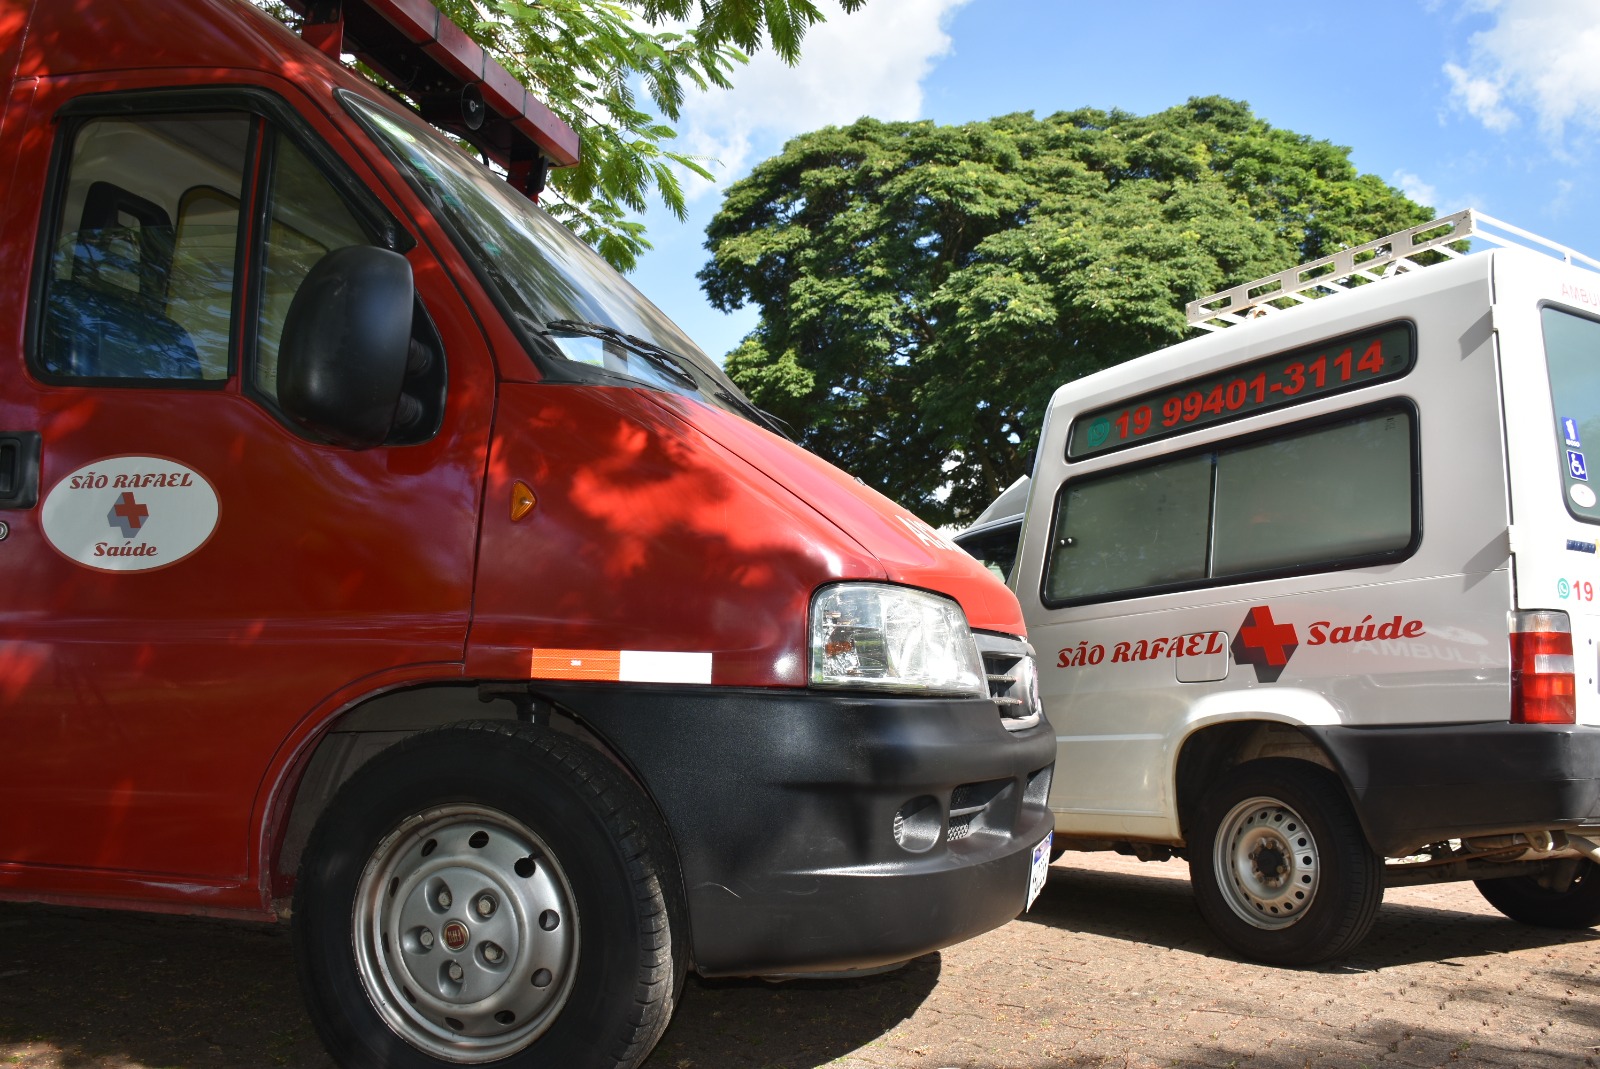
[955,520,1023,583]
[1543,307,1600,522]
[1045,408,1416,605]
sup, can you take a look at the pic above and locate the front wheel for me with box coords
[293,720,685,1069]
[1476,859,1600,928]
[1189,759,1382,966]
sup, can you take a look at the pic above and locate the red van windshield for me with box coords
[344,92,768,425]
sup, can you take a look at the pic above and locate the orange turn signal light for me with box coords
[510,480,537,522]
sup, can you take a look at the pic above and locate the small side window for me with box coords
[253,132,373,402]
[36,114,250,383]
[1045,456,1210,603]
[954,519,1025,583]
[1045,407,1417,605]
[1211,413,1412,574]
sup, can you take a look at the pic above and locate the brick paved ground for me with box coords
[1,852,1596,1068]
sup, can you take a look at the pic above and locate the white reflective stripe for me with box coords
[1532,654,1576,674]
[618,650,713,685]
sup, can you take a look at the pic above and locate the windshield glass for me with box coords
[343,93,762,422]
[1543,306,1600,522]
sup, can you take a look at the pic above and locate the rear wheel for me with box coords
[294,720,684,1069]
[1190,759,1382,965]
[1476,860,1600,929]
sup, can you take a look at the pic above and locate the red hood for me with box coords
[648,395,1026,637]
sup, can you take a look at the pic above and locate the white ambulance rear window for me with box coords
[1044,407,1416,605]
[1542,307,1600,523]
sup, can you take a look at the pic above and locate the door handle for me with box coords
[0,432,41,509]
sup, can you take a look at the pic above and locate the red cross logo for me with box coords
[1231,605,1299,683]
[108,492,149,539]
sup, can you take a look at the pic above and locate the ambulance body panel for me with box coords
[1007,216,1600,963]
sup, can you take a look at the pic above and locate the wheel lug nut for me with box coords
[448,962,464,982]
[476,894,496,918]
[437,888,452,909]
[483,942,503,964]
[419,928,435,948]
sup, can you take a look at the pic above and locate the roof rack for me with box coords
[281,0,581,200]
[1186,209,1600,332]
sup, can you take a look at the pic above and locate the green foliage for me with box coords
[263,0,862,272]
[701,97,1434,524]
[435,0,863,270]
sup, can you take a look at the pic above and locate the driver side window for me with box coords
[34,95,443,446]
[38,113,250,383]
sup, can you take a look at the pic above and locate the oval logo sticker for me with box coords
[41,456,219,573]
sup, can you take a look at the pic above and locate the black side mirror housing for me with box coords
[278,246,414,449]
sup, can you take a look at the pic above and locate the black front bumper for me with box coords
[1307,722,1600,856]
[532,683,1056,976]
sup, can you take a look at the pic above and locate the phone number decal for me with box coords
[1068,323,1414,459]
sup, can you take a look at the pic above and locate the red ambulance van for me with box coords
[0,2,1055,1066]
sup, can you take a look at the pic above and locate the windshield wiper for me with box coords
[542,319,793,439]
[709,387,794,440]
[541,320,697,388]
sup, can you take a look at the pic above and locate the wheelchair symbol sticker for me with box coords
[1570,450,1589,482]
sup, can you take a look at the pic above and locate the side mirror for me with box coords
[278,246,414,449]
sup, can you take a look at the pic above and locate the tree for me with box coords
[699,97,1434,525]
[266,0,864,271]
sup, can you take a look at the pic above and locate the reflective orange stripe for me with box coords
[529,649,714,684]
[530,649,622,681]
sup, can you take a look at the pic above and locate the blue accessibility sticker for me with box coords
[1570,450,1589,481]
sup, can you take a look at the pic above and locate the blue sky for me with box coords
[620,0,1600,362]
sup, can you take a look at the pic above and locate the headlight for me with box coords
[809,583,986,697]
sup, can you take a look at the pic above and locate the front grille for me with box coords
[947,777,1011,842]
[973,632,1041,731]
[951,778,1008,815]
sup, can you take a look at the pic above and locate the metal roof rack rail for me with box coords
[1186,208,1600,332]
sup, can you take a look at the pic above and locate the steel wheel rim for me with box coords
[352,804,579,1062]
[1213,794,1320,930]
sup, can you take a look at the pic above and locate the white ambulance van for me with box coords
[1011,210,1600,964]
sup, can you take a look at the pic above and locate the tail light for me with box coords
[1510,611,1576,725]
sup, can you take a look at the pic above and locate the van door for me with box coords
[0,83,490,897]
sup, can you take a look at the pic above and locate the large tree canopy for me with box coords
[700,97,1433,525]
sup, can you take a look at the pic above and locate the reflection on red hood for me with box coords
[650,394,1026,637]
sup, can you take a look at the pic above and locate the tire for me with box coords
[1189,759,1382,966]
[293,720,686,1069]
[1476,860,1600,929]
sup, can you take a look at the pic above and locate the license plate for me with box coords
[1025,832,1052,911]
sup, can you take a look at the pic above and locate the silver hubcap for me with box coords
[1213,795,1320,929]
[353,804,578,1062]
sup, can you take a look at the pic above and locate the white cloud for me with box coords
[1550,177,1577,218]
[1445,0,1600,141]
[1389,168,1492,221]
[1393,169,1440,209]
[1442,61,1517,132]
[672,0,972,198]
